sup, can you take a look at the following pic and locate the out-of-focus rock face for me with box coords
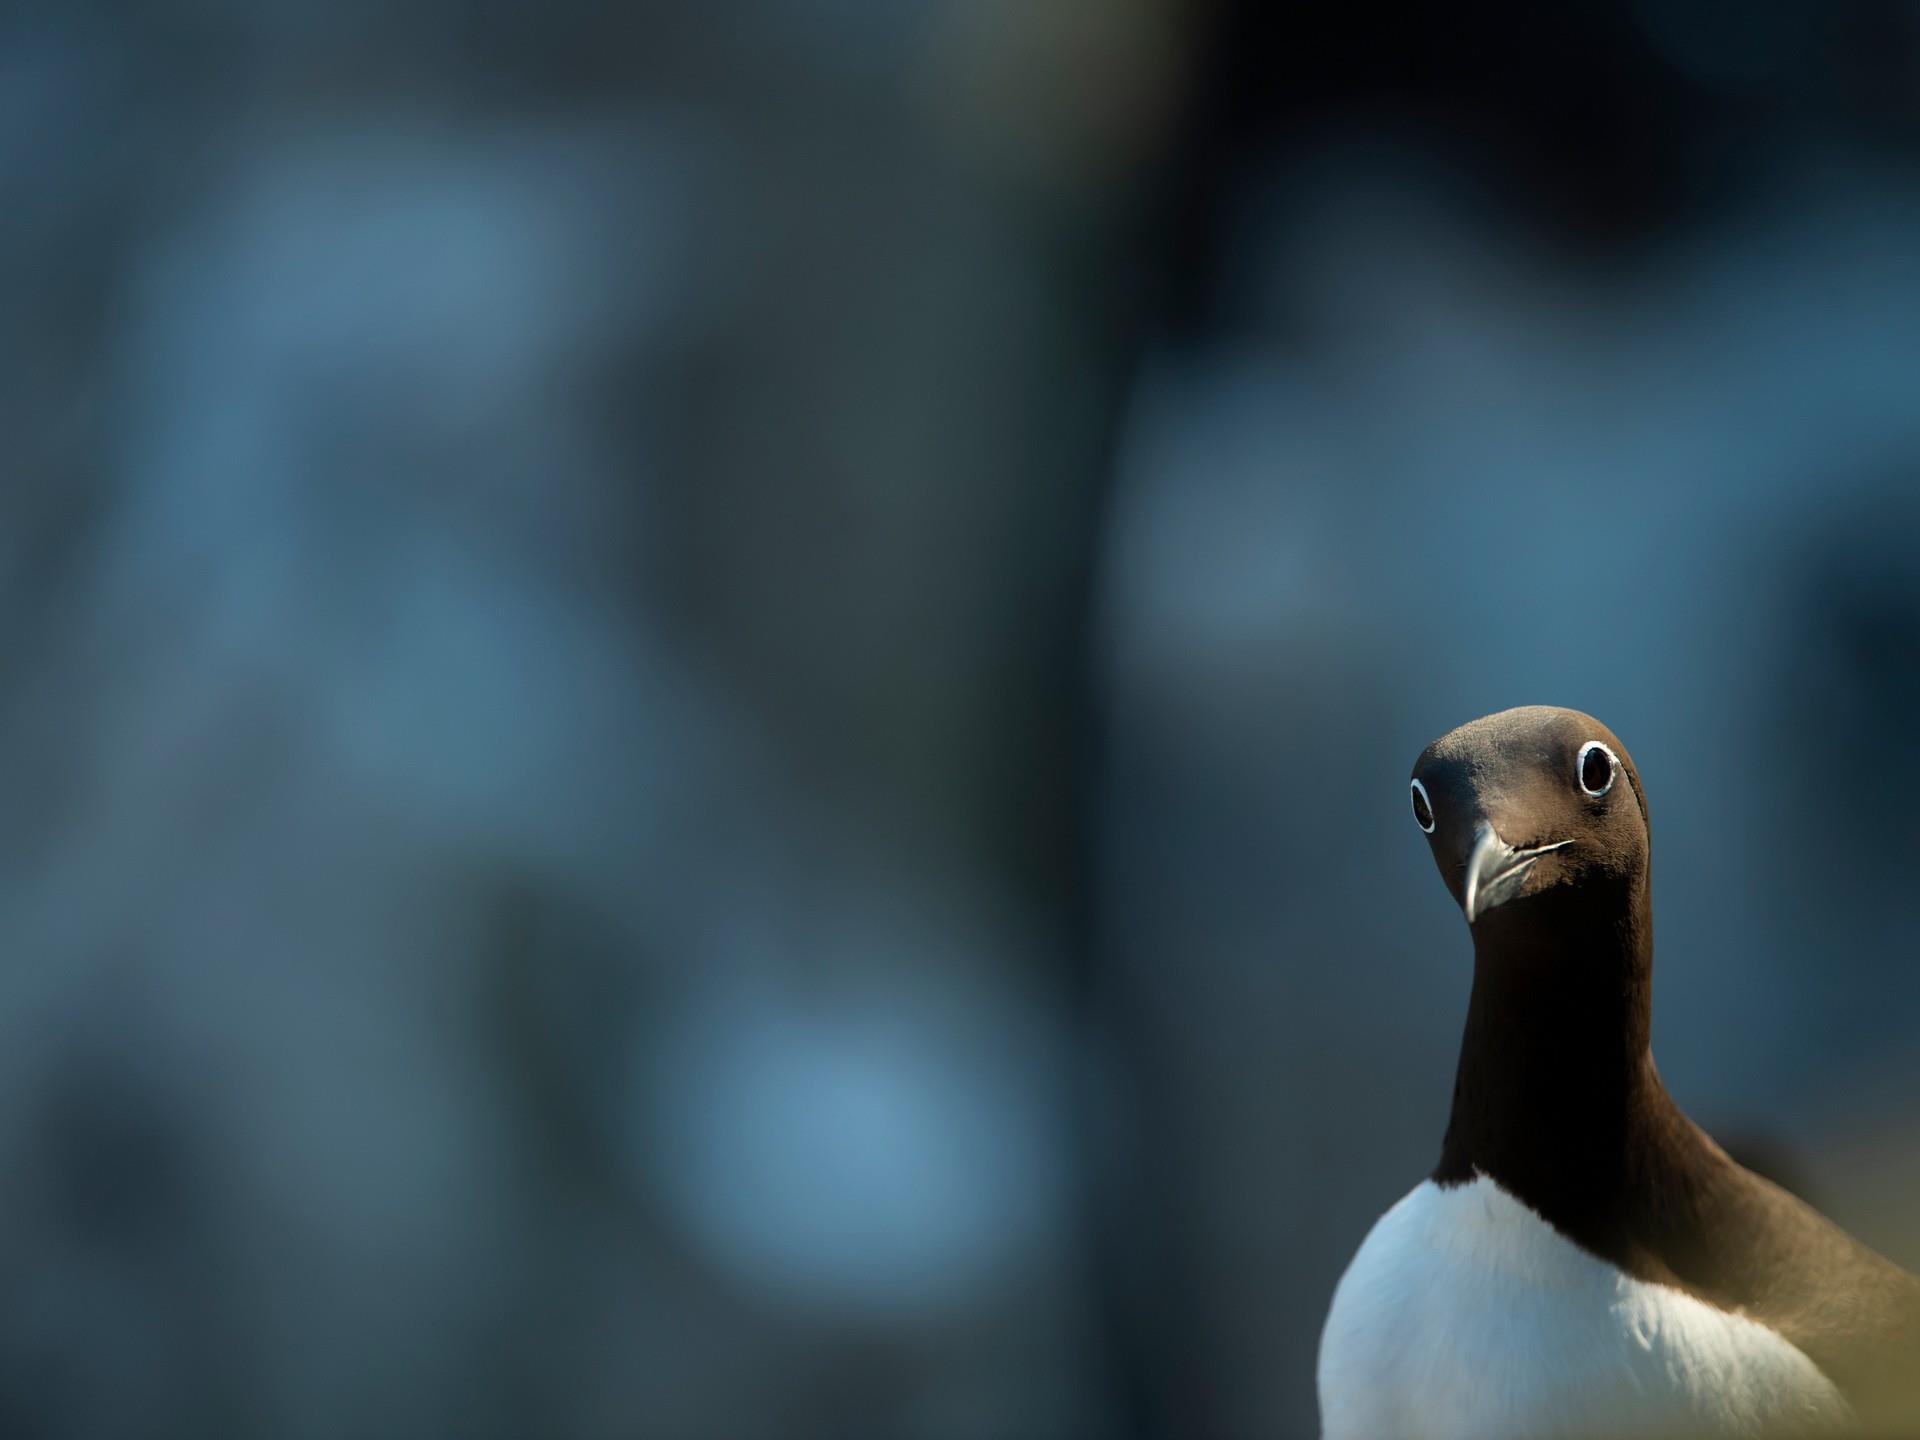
[0,4,1178,1438]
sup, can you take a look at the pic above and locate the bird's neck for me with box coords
[1434,879,1673,1247]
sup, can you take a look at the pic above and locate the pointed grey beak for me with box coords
[1462,822,1573,924]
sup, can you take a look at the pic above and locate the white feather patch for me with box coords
[1316,1176,1851,1439]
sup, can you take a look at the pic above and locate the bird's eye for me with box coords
[1410,778,1436,833]
[1577,741,1617,797]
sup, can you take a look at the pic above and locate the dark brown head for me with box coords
[1409,705,1650,934]
[1418,708,1662,1206]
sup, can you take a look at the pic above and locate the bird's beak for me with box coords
[1462,822,1573,924]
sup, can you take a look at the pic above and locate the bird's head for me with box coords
[1409,706,1649,931]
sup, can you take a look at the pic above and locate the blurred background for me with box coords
[6,1,1920,1436]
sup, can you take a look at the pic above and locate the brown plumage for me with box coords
[1413,706,1920,1434]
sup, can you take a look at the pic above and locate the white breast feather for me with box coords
[1316,1177,1852,1439]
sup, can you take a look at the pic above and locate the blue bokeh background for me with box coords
[5,2,1920,1436]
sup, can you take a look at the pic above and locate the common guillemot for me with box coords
[1317,706,1920,1438]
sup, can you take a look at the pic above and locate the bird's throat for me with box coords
[1434,882,1664,1248]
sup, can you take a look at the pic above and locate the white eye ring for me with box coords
[1576,741,1618,798]
[1410,777,1436,833]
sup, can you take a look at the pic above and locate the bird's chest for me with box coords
[1316,1177,1850,1440]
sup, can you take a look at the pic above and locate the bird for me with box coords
[1316,705,1920,1439]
